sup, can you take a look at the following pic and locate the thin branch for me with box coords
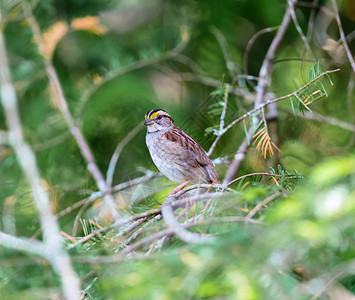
[246,192,284,219]
[67,208,163,250]
[305,0,319,45]
[0,232,48,258]
[243,26,279,86]
[209,4,293,160]
[132,216,163,249]
[68,192,226,249]
[122,216,260,256]
[22,2,120,220]
[210,26,239,82]
[208,69,340,158]
[227,172,282,186]
[291,110,355,133]
[171,71,258,106]
[331,0,355,73]
[220,84,230,131]
[288,0,314,57]
[32,131,71,152]
[295,93,312,112]
[296,2,334,18]
[112,171,160,192]
[119,216,159,247]
[32,171,159,239]
[71,196,98,236]
[162,192,212,244]
[222,4,295,181]
[77,216,260,263]
[106,123,143,189]
[0,14,81,299]
[76,38,188,117]
[172,54,206,75]
[254,3,293,108]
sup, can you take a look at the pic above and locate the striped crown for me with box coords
[145,109,172,120]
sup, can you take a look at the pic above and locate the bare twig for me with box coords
[255,4,293,108]
[22,2,120,220]
[72,196,98,236]
[162,200,212,244]
[246,192,284,219]
[32,131,71,152]
[291,110,355,133]
[169,71,257,104]
[112,171,158,190]
[288,0,314,57]
[243,26,279,86]
[305,0,319,45]
[0,16,81,299]
[106,123,143,189]
[172,54,206,74]
[112,217,149,246]
[121,215,161,247]
[227,172,282,186]
[210,26,239,82]
[0,232,47,258]
[331,0,355,73]
[296,2,334,18]
[220,84,230,131]
[173,183,232,198]
[76,37,188,117]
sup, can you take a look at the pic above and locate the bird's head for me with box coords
[144,109,175,133]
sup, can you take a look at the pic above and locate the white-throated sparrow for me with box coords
[144,109,219,184]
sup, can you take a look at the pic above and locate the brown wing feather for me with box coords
[164,128,219,183]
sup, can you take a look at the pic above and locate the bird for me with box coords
[144,109,219,184]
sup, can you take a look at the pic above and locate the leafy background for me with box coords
[0,0,354,299]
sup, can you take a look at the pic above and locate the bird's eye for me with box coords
[156,115,162,119]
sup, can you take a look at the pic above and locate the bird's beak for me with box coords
[144,119,154,126]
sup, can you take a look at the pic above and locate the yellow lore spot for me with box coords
[150,112,160,119]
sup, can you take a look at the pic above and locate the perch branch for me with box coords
[79,216,260,263]
[161,182,213,244]
[68,192,225,249]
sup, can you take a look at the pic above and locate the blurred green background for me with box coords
[0,0,354,299]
